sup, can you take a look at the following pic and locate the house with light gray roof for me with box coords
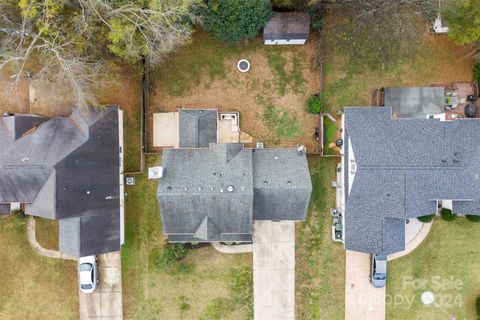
[341,107,480,255]
[0,106,124,257]
[157,143,312,242]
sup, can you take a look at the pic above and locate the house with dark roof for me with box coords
[178,109,218,148]
[157,143,312,242]
[263,12,310,45]
[340,107,480,255]
[0,106,124,257]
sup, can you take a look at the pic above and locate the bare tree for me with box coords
[0,1,104,110]
[83,0,204,65]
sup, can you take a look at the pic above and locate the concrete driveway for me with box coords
[253,221,295,320]
[345,250,385,320]
[79,252,123,320]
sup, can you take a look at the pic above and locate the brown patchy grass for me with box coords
[149,29,320,151]
[35,218,59,251]
[323,26,475,112]
[0,216,78,320]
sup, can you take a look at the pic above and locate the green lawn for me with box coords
[296,156,345,319]
[387,218,480,319]
[0,216,78,320]
[122,155,253,320]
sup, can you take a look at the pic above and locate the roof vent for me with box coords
[22,157,29,162]
[227,185,234,192]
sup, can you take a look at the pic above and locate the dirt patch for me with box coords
[148,33,320,152]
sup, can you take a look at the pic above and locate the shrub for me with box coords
[11,209,26,219]
[466,215,480,222]
[307,95,324,114]
[440,208,456,221]
[203,0,273,41]
[417,214,435,223]
[477,296,480,316]
[154,243,187,271]
[473,60,480,84]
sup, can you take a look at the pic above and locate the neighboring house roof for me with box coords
[179,109,218,148]
[344,107,480,255]
[157,143,312,242]
[0,106,121,257]
[263,12,310,41]
[384,87,444,118]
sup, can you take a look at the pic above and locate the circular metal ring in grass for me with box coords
[237,59,250,73]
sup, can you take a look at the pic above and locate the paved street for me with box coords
[253,221,295,320]
[345,250,385,320]
[79,252,123,320]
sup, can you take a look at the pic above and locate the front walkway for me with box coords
[388,219,432,261]
[27,216,77,261]
[253,221,295,320]
[345,250,385,320]
[79,252,123,320]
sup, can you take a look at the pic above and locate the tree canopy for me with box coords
[444,0,480,46]
[0,0,203,108]
[203,0,273,41]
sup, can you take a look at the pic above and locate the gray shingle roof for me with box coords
[157,144,312,242]
[344,107,480,255]
[384,87,444,118]
[263,12,310,41]
[0,203,10,215]
[0,106,121,257]
[179,109,217,148]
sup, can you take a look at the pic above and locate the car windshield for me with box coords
[374,273,386,280]
[79,263,93,271]
[81,284,93,290]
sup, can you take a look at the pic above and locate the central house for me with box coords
[155,109,312,243]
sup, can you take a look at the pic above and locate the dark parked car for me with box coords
[370,254,387,288]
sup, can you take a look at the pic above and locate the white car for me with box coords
[78,255,98,293]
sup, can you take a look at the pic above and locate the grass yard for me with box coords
[149,29,320,151]
[387,218,480,319]
[122,155,253,320]
[323,15,474,113]
[0,215,78,320]
[296,156,345,320]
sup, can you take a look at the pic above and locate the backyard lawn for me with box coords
[387,218,480,319]
[149,29,320,151]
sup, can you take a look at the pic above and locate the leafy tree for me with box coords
[203,0,273,41]
[473,60,480,84]
[443,0,480,46]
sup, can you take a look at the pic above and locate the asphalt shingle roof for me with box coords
[178,109,217,148]
[344,107,480,255]
[263,12,310,41]
[157,144,312,242]
[0,106,121,257]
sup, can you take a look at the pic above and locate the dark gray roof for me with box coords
[157,144,312,242]
[179,109,218,148]
[0,106,121,257]
[263,12,310,41]
[253,149,312,220]
[0,203,10,215]
[3,114,49,140]
[384,87,444,118]
[344,107,480,255]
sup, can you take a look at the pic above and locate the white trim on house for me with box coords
[264,39,306,45]
[118,109,125,245]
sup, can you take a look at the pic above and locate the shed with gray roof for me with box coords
[343,107,480,255]
[157,143,312,242]
[263,12,310,45]
[0,106,123,257]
